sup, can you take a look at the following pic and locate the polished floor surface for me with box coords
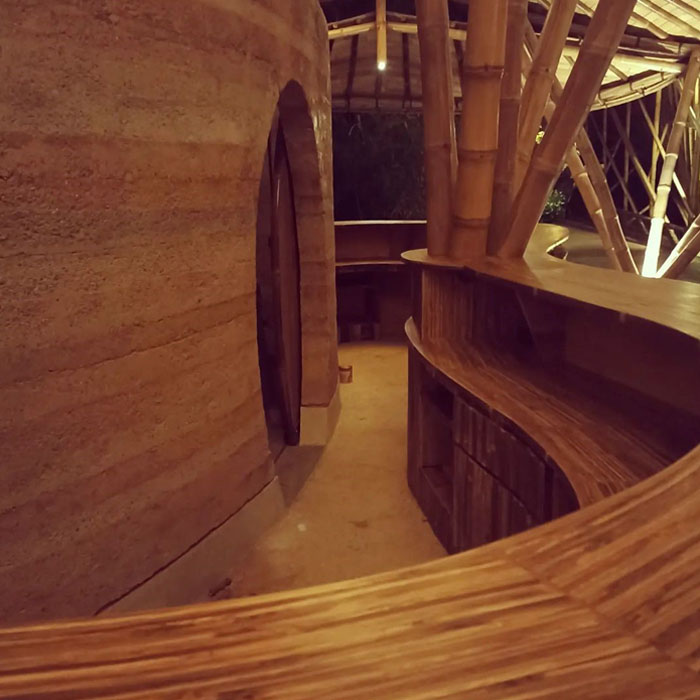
[229,342,444,597]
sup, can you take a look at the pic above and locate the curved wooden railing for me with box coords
[402,225,699,557]
[1,225,698,698]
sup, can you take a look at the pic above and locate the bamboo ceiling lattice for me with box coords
[325,1,699,114]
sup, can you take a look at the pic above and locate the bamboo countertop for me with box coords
[1,224,699,698]
[402,224,700,341]
[1,446,698,698]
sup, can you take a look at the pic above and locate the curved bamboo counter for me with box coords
[1,226,699,698]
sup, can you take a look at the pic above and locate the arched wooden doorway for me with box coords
[256,112,302,455]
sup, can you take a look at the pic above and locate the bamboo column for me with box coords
[515,0,577,188]
[525,21,636,272]
[623,103,631,211]
[566,139,620,269]
[656,214,700,278]
[642,50,700,277]
[376,0,387,71]
[517,22,635,272]
[576,129,639,273]
[650,92,661,209]
[498,0,638,260]
[690,84,700,213]
[638,98,693,222]
[489,0,528,254]
[416,0,457,257]
[609,109,657,204]
[451,0,508,259]
[540,85,632,271]
[521,28,612,269]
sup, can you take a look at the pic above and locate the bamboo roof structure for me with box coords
[325,0,700,112]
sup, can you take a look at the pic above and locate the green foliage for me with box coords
[542,188,568,222]
[332,113,426,220]
[332,112,572,224]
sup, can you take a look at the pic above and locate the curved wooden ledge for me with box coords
[402,224,700,341]
[1,449,698,697]
[1,226,699,697]
[406,318,671,507]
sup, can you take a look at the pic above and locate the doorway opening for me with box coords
[256,110,302,458]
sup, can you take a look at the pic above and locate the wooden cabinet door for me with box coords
[269,125,302,445]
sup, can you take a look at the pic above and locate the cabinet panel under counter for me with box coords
[404,228,699,553]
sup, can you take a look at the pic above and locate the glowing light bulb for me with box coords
[377,60,387,71]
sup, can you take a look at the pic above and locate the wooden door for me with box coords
[265,123,302,445]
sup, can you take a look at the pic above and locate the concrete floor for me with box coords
[230,342,444,597]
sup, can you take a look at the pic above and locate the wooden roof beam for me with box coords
[376,0,387,71]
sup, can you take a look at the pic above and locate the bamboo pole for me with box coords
[376,0,387,71]
[328,22,375,40]
[609,109,657,203]
[690,85,700,213]
[575,0,668,40]
[637,0,700,41]
[451,0,508,259]
[489,0,528,254]
[602,109,608,171]
[649,93,661,210]
[516,0,577,189]
[388,21,466,41]
[416,0,457,257]
[499,0,638,260]
[575,128,639,272]
[523,32,619,271]
[521,23,636,272]
[603,139,622,177]
[656,214,700,278]
[623,103,631,211]
[642,50,700,277]
[591,117,642,215]
[566,142,621,270]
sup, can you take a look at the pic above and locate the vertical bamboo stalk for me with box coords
[521,20,635,271]
[649,92,661,209]
[623,103,631,211]
[499,0,638,260]
[602,108,608,171]
[489,0,528,254]
[541,65,636,272]
[515,0,578,189]
[566,143,621,269]
[638,97,693,220]
[416,0,458,257]
[376,0,387,71]
[576,129,639,273]
[643,50,700,277]
[690,91,700,213]
[657,214,700,278]
[451,0,508,259]
[610,109,657,203]
[523,28,616,270]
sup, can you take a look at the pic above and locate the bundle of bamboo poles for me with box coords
[515,0,577,189]
[415,0,700,272]
[523,23,637,273]
[489,0,528,255]
[500,0,638,259]
[415,0,640,264]
[642,50,700,277]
